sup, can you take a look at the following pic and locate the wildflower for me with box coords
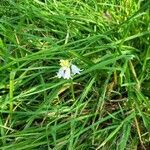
[57,59,81,79]
[71,64,81,75]
[57,66,71,79]
[57,60,71,79]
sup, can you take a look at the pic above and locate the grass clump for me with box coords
[0,0,150,149]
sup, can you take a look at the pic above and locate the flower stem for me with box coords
[70,79,75,101]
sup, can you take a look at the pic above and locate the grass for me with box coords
[0,0,150,149]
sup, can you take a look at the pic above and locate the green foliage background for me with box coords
[0,0,150,149]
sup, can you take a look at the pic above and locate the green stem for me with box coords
[9,71,15,121]
[70,79,75,101]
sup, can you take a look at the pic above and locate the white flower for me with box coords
[57,59,82,79]
[71,64,81,75]
[57,67,71,79]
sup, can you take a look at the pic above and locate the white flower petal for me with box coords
[57,67,71,79]
[63,67,71,79]
[57,67,65,78]
[71,64,81,75]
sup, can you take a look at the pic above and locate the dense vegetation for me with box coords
[0,0,150,149]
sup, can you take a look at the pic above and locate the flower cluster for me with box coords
[57,60,81,79]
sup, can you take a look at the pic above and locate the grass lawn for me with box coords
[0,0,150,149]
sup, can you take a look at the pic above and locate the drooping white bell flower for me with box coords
[71,64,82,75]
[57,60,71,79]
[57,66,71,79]
[57,59,82,79]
